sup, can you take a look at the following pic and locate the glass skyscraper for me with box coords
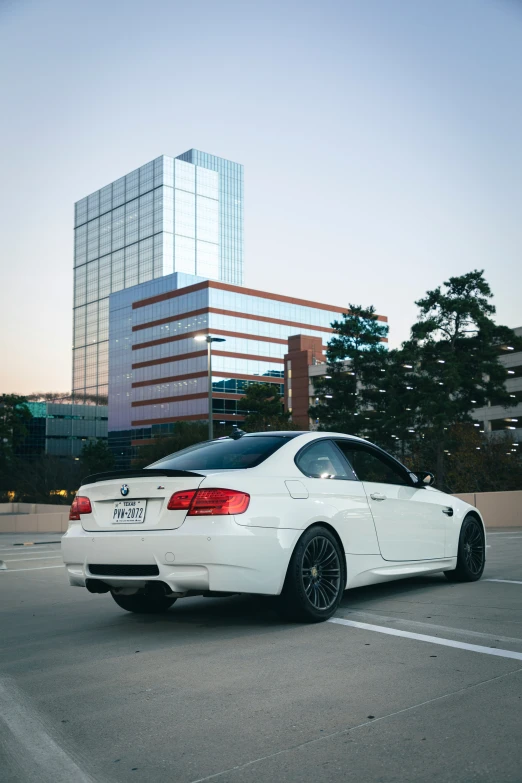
[72,150,243,403]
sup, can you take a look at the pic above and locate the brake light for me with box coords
[190,489,250,515]
[167,488,250,515]
[69,496,92,520]
[167,489,196,510]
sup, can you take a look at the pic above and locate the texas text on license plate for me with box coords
[112,500,147,523]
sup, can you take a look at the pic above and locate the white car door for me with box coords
[335,441,446,561]
[294,439,380,556]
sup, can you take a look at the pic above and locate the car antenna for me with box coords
[229,427,246,440]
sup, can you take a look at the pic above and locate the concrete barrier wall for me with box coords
[0,512,69,533]
[454,491,522,528]
[0,503,69,515]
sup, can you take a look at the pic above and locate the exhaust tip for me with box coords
[144,581,170,597]
[86,579,110,594]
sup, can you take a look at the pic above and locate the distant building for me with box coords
[472,326,522,441]
[283,335,326,428]
[16,402,108,459]
[107,274,379,466]
[72,150,243,407]
[286,326,522,440]
[283,336,352,430]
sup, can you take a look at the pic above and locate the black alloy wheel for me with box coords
[302,535,342,611]
[445,515,485,582]
[279,525,345,622]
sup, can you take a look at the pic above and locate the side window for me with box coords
[296,440,354,480]
[336,442,410,486]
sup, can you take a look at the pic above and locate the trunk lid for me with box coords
[78,469,205,532]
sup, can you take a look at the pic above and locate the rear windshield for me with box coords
[147,436,292,471]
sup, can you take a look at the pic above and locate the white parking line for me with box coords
[343,610,522,647]
[328,617,522,661]
[1,556,63,562]
[488,534,522,538]
[0,547,60,554]
[487,533,522,537]
[0,677,96,782]
[489,539,522,543]
[484,579,522,585]
[0,565,64,573]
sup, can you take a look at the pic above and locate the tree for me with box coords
[242,383,298,432]
[385,270,522,488]
[401,423,522,494]
[309,305,389,435]
[80,439,115,476]
[0,395,32,470]
[304,274,522,492]
[443,425,522,493]
[13,455,81,505]
[134,422,210,467]
[27,391,108,405]
[26,391,70,402]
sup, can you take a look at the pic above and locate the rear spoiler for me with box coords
[82,469,204,485]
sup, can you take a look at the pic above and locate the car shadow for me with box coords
[114,593,290,631]
[337,572,450,611]
[112,573,451,633]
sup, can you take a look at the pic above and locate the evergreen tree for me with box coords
[134,422,210,467]
[13,455,82,505]
[309,305,389,435]
[242,383,297,432]
[0,395,32,459]
[80,439,115,476]
[0,395,32,497]
[386,270,522,487]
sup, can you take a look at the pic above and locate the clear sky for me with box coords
[1,0,521,394]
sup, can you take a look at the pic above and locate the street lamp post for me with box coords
[194,334,226,441]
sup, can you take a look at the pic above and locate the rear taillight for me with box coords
[189,489,250,515]
[69,496,92,520]
[167,489,196,510]
[167,488,250,516]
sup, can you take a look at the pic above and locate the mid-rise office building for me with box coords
[16,402,108,459]
[108,274,376,465]
[72,150,243,405]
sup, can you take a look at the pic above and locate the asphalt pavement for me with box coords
[1,530,521,783]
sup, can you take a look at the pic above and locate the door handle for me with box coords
[370,493,386,501]
[442,507,453,516]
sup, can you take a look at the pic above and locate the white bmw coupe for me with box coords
[62,431,486,622]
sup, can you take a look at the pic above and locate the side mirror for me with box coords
[412,470,436,487]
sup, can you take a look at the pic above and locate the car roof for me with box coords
[224,431,306,438]
[236,431,368,442]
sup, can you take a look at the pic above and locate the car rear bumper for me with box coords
[61,518,300,596]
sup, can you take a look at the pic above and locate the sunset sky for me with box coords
[1,0,521,393]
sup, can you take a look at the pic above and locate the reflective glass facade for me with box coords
[73,151,243,402]
[108,274,357,464]
[176,150,243,287]
[16,403,108,459]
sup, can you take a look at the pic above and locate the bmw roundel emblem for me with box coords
[120,484,130,497]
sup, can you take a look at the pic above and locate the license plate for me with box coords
[112,500,147,523]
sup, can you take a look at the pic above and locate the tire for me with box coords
[279,526,346,623]
[444,515,485,582]
[111,592,177,614]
